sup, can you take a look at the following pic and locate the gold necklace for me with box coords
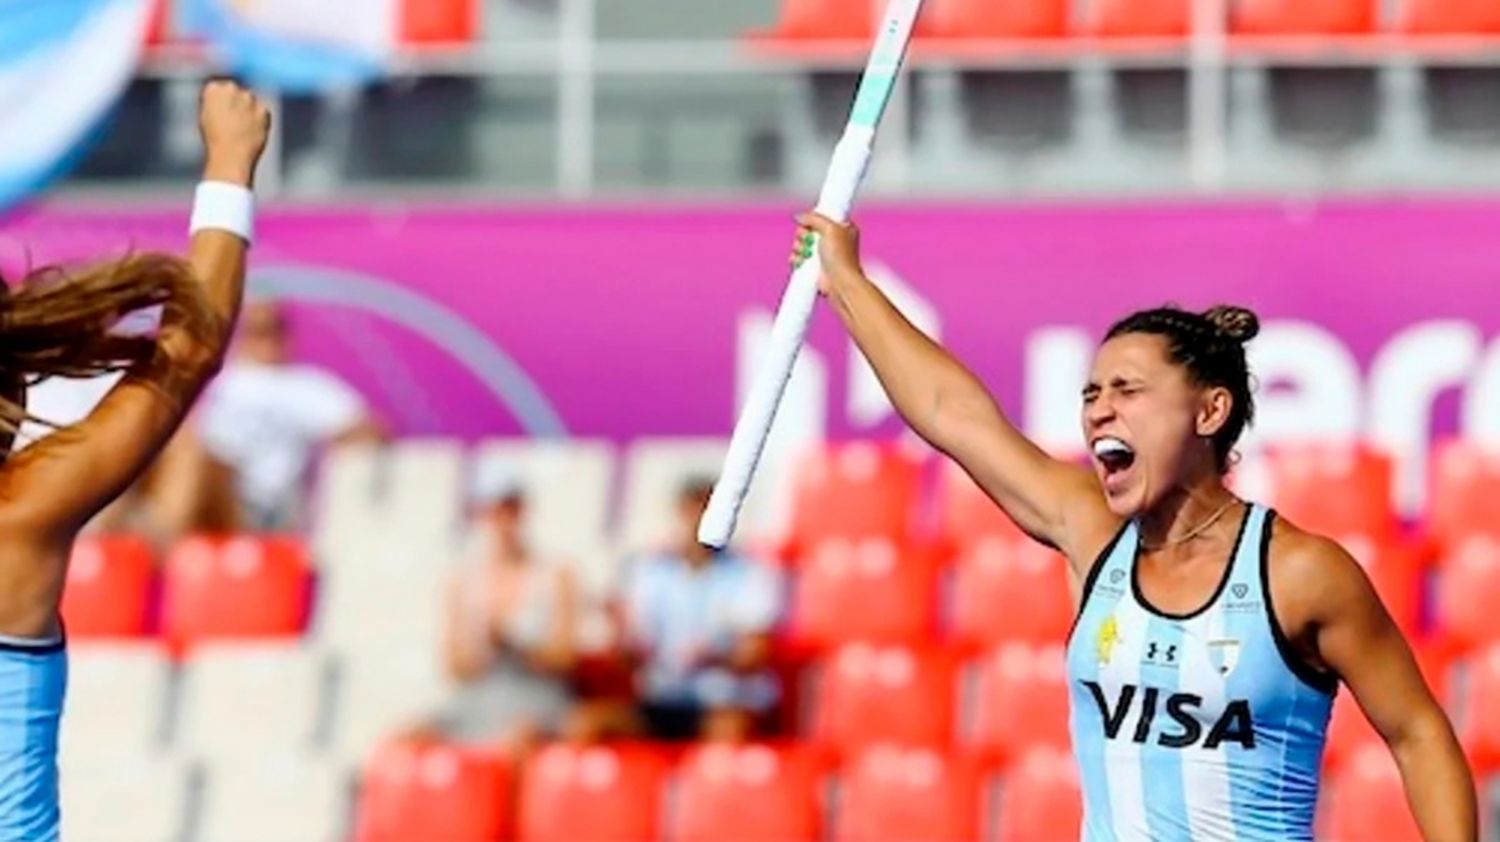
[1140,499,1241,551]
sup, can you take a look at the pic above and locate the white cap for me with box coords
[470,459,525,505]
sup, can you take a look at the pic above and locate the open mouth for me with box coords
[1092,436,1137,477]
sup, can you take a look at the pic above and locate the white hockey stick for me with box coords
[699,0,927,549]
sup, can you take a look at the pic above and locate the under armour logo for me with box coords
[1110,569,1125,585]
[1146,642,1178,664]
[1231,584,1249,600]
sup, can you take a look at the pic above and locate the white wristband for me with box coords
[189,181,255,244]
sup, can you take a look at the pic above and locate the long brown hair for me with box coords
[0,253,213,432]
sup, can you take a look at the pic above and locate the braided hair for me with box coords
[1104,304,1260,473]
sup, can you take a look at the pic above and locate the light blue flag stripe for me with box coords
[183,0,387,94]
[0,0,149,214]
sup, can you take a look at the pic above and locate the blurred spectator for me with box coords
[620,478,783,742]
[434,463,599,755]
[196,298,384,530]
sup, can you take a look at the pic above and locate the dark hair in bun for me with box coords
[1203,305,1260,344]
[1104,304,1260,473]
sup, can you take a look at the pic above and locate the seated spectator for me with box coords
[621,478,783,742]
[196,298,384,530]
[434,463,597,755]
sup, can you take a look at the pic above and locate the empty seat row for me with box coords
[59,737,1440,842]
[63,642,449,767]
[788,530,1497,651]
[312,437,1500,573]
[813,643,1074,763]
[355,735,1450,842]
[355,739,1083,842]
[816,640,1500,775]
[785,440,1499,560]
[313,438,728,571]
[65,521,1500,659]
[69,632,1500,776]
[764,0,1500,41]
[61,638,1070,767]
[788,533,1071,649]
[63,754,351,842]
[308,437,1499,580]
[64,530,455,672]
[63,535,310,650]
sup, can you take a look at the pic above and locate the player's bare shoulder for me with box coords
[1265,514,1371,638]
[1061,489,1129,588]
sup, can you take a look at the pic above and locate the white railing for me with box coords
[128,0,1500,200]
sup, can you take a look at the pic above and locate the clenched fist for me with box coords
[790,212,864,296]
[199,79,271,188]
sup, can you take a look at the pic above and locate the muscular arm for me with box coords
[0,83,269,543]
[1,233,245,535]
[804,215,1114,567]
[1299,537,1477,841]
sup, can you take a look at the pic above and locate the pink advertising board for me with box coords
[2,201,1496,510]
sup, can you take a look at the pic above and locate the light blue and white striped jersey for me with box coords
[0,634,66,842]
[1066,505,1336,841]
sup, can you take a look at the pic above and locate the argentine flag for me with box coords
[186,0,400,93]
[0,0,153,213]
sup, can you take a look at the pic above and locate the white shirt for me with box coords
[18,373,123,448]
[624,550,782,705]
[197,361,367,521]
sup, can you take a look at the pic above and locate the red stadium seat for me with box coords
[1088,0,1191,37]
[834,746,985,842]
[1319,746,1422,842]
[146,0,170,44]
[61,535,155,638]
[1435,534,1500,653]
[786,442,924,557]
[813,644,957,758]
[951,534,1072,648]
[765,0,879,40]
[671,743,824,842]
[993,747,1082,842]
[1324,693,1381,774]
[1457,644,1500,774]
[967,643,1071,763]
[936,462,1025,560]
[791,537,938,648]
[1429,439,1500,550]
[161,535,310,652]
[1417,637,1456,699]
[1403,0,1500,33]
[518,744,669,842]
[399,0,479,45]
[354,740,512,842]
[1266,443,1397,538]
[929,0,1067,38]
[1233,0,1376,34]
[1334,532,1422,635]
[1326,637,1451,772]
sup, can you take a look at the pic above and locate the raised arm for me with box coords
[796,214,1114,565]
[0,81,270,540]
[1298,536,1477,842]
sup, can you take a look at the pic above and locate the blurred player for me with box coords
[0,79,268,840]
[792,213,1476,841]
